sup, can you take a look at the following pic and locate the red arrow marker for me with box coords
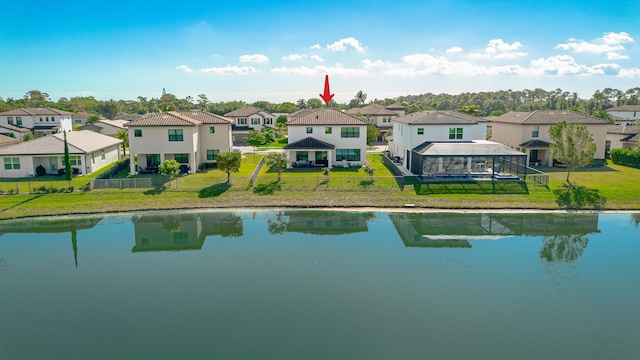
[319,74,334,104]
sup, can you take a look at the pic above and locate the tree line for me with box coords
[1,87,639,121]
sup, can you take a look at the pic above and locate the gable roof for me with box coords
[394,110,479,125]
[224,106,272,117]
[0,124,31,133]
[126,111,201,127]
[96,119,129,129]
[283,137,335,149]
[288,109,317,120]
[0,131,122,156]
[493,110,609,125]
[344,103,399,116]
[177,110,233,124]
[0,134,21,147]
[0,107,74,116]
[286,107,366,126]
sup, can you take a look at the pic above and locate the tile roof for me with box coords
[0,107,74,116]
[177,110,233,124]
[96,119,130,129]
[621,133,639,142]
[344,103,399,116]
[113,113,143,121]
[493,110,610,125]
[283,137,335,149]
[519,139,552,147]
[607,105,640,112]
[385,104,406,110]
[0,130,122,156]
[286,108,367,126]
[126,112,201,127]
[288,109,317,120]
[393,110,479,125]
[606,125,640,134]
[0,134,21,147]
[0,124,31,133]
[224,106,271,117]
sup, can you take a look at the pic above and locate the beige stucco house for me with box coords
[607,105,640,125]
[0,130,122,178]
[224,106,276,131]
[491,110,610,166]
[283,107,367,168]
[606,125,640,153]
[344,103,406,139]
[80,119,129,136]
[127,110,233,174]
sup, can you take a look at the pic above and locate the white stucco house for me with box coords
[0,130,122,178]
[127,110,233,174]
[283,107,367,168]
[224,106,276,131]
[0,107,73,138]
[491,110,610,166]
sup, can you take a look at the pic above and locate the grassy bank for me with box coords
[0,155,638,220]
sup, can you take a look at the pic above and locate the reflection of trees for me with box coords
[161,218,182,233]
[71,230,78,268]
[267,211,288,235]
[540,234,589,262]
[631,214,640,229]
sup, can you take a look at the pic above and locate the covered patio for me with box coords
[283,137,335,168]
[519,139,552,167]
[410,141,528,181]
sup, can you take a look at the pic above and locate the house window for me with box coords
[449,127,463,140]
[174,153,189,163]
[168,129,183,141]
[101,149,105,160]
[3,157,20,170]
[209,126,215,134]
[336,149,361,161]
[173,232,188,245]
[264,118,273,125]
[341,127,360,138]
[146,154,160,167]
[16,117,22,126]
[69,156,81,166]
[134,129,142,137]
[251,118,260,125]
[325,127,332,134]
[296,151,308,161]
[51,117,55,122]
[306,127,313,134]
[532,126,539,138]
[238,118,247,125]
[46,117,49,122]
[206,149,219,161]
[417,128,424,135]
[40,117,43,122]
[7,117,13,125]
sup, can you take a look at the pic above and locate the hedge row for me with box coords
[610,148,640,168]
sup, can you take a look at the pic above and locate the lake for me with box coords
[0,210,638,359]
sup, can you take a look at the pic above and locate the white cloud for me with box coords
[466,39,527,59]
[310,44,321,50]
[200,65,258,75]
[528,55,620,76]
[326,37,366,52]
[239,54,269,63]
[283,54,306,61]
[606,52,629,60]
[554,32,634,54]
[271,63,368,76]
[310,55,324,62]
[362,59,386,69]
[618,68,640,77]
[175,65,193,73]
[446,46,463,54]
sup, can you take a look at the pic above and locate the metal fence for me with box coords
[91,178,153,189]
[254,175,405,190]
[525,166,550,187]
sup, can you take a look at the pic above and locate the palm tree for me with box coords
[115,129,129,156]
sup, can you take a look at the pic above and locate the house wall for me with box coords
[0,155,35,178]
[288,124,367,162]
[198,124,233,164]
[87,145,120,174]
[0,114,72,133]
[128,126,199,173]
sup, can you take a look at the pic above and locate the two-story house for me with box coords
[0,107,73,137]
[344,103,406,140]
[127,110,233,174]
[607,105,640,126]
[491,110,610,166]
[224,106,276,131]
[283,108,367,168]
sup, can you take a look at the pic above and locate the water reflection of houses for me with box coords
[389,212,600,249]
[131,212,243,252]
[270,211,373,235]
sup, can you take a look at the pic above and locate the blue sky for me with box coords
[1,0,639,103]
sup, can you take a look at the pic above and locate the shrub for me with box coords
[610,148,640,168]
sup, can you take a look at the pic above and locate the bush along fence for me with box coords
[610,148,640,168]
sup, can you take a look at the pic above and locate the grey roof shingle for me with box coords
[519,139,552,147]
[283,137,335,149]
[126,112,201,127]
[393,110,479,125]
[224,106,272,117]
[0,131,122,156]
[344,103,399,116]
[0,107,74,116]
[493,110,609,125]
[286,108,366,126]
[177,110,233,124]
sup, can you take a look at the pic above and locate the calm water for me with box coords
[0,210,638,360]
